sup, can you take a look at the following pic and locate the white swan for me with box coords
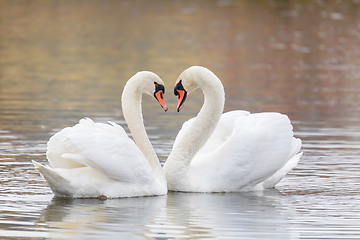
[32,71,168,198]
[163,66,302,192]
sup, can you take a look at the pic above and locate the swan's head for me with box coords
[132,71,168,112]
[174,66,212,112]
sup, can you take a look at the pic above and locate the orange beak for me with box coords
[155,91,168,112]
[176,90,186,112]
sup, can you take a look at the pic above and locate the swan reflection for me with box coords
[39,191,292,239]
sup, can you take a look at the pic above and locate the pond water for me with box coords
[1,0,360,239]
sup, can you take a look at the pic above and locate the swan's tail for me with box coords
[258,136,302,189]
[32,160,73,196]
[258,152,303,189]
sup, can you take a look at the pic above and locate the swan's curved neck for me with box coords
[165,72,225,172]
[121,79,164,181]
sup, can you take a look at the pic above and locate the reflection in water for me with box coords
[1,0,360,239]
[38,192,291,239]
[38,196,167,239]
[37,191,360,239]
[164,192,291,239]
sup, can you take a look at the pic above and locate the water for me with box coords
[1,0,360,239]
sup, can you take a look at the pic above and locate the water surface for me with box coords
[1,0,360,239]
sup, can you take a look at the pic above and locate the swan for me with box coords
[32,71,168,198]
[163,66,302,192]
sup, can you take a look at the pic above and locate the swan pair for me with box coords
[33,66,302,198]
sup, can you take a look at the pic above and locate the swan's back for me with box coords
[46,118,155,183]
[187,111,301,192]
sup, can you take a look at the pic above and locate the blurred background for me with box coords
[1,0,360,158]
[1,0,360,239]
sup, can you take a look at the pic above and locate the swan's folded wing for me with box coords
[47,118,155,183]
[193,112,301,190]
[194,110,250,157]
[174,110,250,152]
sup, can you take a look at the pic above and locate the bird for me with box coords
[33,71,168,198]
[163,66,302,192]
